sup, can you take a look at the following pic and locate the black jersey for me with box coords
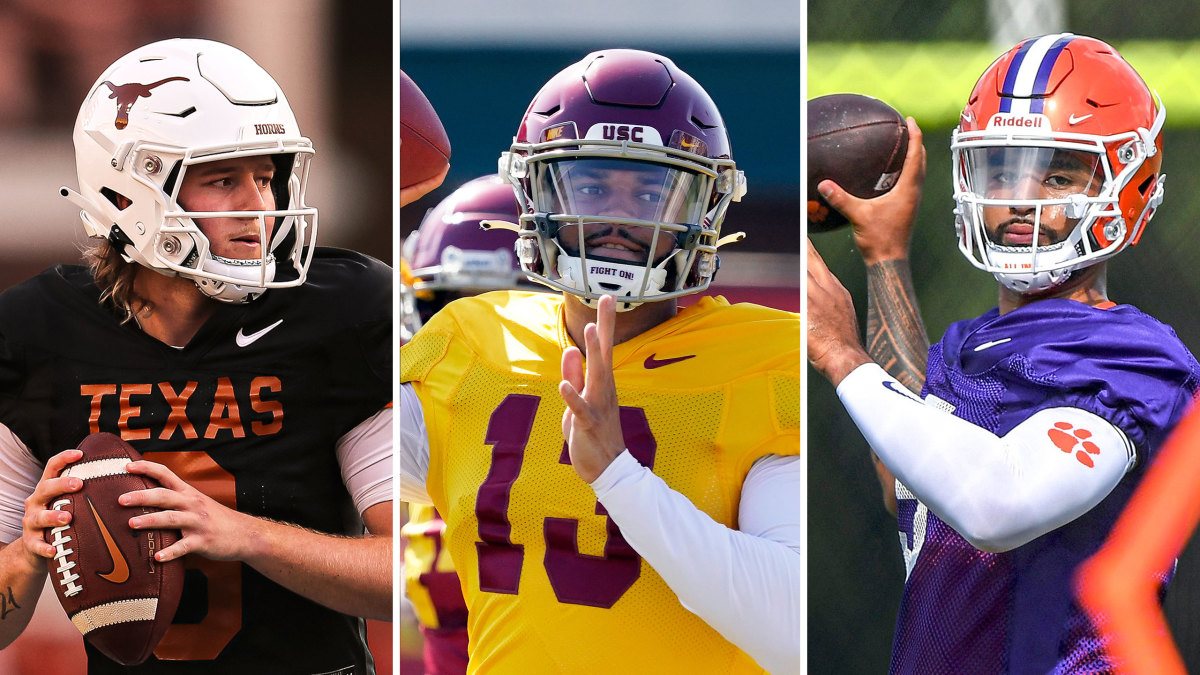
[0,248,391,674]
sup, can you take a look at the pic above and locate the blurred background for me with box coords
[400,0,800,671]
[0,1,393,673]
[809,0,1200,672]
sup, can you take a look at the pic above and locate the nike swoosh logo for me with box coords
[973,337,1013,352]
[236,319,283,347]
[882,380,921,402]
[1068,113,1093,125]
[644,354,696,369]
[87,497,130,584]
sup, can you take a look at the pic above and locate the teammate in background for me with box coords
[401,50,801,674]
[0,39,391,673]
[808,34,1200,672]
[400,175,542,674]
[400,174,537,342]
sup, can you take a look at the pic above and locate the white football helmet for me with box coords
[62,38,318,303]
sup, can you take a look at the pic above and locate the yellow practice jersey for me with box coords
[401,504,467,631]
[401,291,800,674]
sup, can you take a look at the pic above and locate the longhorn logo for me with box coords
[101,77,190,130]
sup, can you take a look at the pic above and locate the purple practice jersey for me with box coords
[892,299,1200,675]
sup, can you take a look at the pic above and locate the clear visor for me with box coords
[531,157,710,265]
[960,146,1104,248]
[964,146,1102,202]
[534,158,709,226]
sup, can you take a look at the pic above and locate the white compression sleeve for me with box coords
[0,424,39,544]
[591,452,802,675]
[836,362,1135,552]
[335,407,393,516]
[399,383,432,504]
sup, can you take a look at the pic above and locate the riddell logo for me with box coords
[986,114,1049,130]
[102,77,190,130]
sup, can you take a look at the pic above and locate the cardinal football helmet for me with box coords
[401,175,534,340]
[62,38,318,303]
[493,49,747,311]
[952,33,1165,293]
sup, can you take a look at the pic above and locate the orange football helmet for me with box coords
[952,33,1165,293]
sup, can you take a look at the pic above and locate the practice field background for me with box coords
[809,0,1200,672]
[400,0,801,671]
[0,1,393,673]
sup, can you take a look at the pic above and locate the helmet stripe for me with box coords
[1000,33,1076,115]
[1030,35,1076,113]
[999,38,1037,113]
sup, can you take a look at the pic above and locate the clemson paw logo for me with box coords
[1048,421,1101,468]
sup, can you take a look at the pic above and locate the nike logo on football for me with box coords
[235,319,283,347]
[1068,113,1093,125]
[973,337,1013,352]
[87,497,130,584]
[644,354,696,369]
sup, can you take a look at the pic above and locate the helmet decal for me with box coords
[997,34,1076,114]
[102,77,190,130]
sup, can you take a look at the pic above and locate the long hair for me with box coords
[82,239,143,323]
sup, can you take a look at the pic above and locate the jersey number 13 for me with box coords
[474,393,657,609]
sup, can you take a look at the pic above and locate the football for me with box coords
[807,93,909,232]
[400,69,452,189]
[44,433,183,666]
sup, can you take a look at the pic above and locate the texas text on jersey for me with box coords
[0,248,390,673]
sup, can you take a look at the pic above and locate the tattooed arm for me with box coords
[815,117,930,515]
[0,448,84,646]
[865,260,929,514]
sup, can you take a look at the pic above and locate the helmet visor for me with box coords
[963,146,1102,202]
[960,146,1104,247]
[533,158,709,227]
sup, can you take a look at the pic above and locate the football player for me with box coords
[0,39,391,673]
[400,174,540,674]
[807,34,1200,672]
[400,50,801,674]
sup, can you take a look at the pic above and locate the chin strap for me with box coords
[192,254,276,304]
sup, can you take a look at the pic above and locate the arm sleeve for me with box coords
[335,406,393,516]
[836,362,1135,552]
[0,424,41,544]
[399,383,432,504]
[591,452,802,675]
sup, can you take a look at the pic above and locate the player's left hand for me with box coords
[560,294,626,484]
[120,460,253,563]
[807,239,872,386]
